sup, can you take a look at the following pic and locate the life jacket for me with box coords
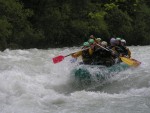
[82,48,93,64]
[109,45,124,56]
[115,46,124,53]
[118,45,128,55]
[109,46,117,52]
[108,46,118,56]
[115,45,131,58]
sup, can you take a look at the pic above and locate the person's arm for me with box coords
[126,47,131,58]
[71,51,82,58]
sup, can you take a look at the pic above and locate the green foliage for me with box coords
[104,3,118,11]
[0,18,12,50]
[0,0,44,50]
[131,3,150,45]
[105,8,133,39]
[0,18,12,38]
[0,0,150,50]
[88,11,107,30]
[88,11,110,40]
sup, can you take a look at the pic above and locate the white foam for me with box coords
[0,46,150,113]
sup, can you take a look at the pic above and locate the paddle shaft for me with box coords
[53,47,91,64]
[97,43,141,66]
[96,44,113,52]
[58,44,107,59]
[64,47,90,58]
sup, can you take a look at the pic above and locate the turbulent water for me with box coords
[0,46,150,113]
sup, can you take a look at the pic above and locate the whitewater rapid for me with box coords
[0,46,150,113]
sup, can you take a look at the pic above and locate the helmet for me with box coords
[101,41,107,46]
[121,39,126,43]
[96,38,101,42]
[83,42,90,47]
[116,37,121,41]
[110,38,116,44]
[89,39,94,44]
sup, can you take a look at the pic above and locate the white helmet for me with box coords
[121,39,126,43]
[96,38,101,42]
[101,41,107,46]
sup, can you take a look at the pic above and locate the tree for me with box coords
[0,18,12,50]
[105,8,133,42]
[0,0,44,49]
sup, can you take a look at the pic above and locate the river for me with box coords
[0,46,150,113]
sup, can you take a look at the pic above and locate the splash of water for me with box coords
[0,46,150,113]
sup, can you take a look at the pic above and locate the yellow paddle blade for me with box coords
[120,57,141,67]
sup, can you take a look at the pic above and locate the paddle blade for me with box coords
[120,57,141,67]
[52,55,64,64]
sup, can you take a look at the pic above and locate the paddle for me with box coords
[96,44,141,67]
[52,48,89,64]
[96,44,110,51]
[120,57,141,67]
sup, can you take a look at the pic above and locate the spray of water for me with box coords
[0,46,150,113]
